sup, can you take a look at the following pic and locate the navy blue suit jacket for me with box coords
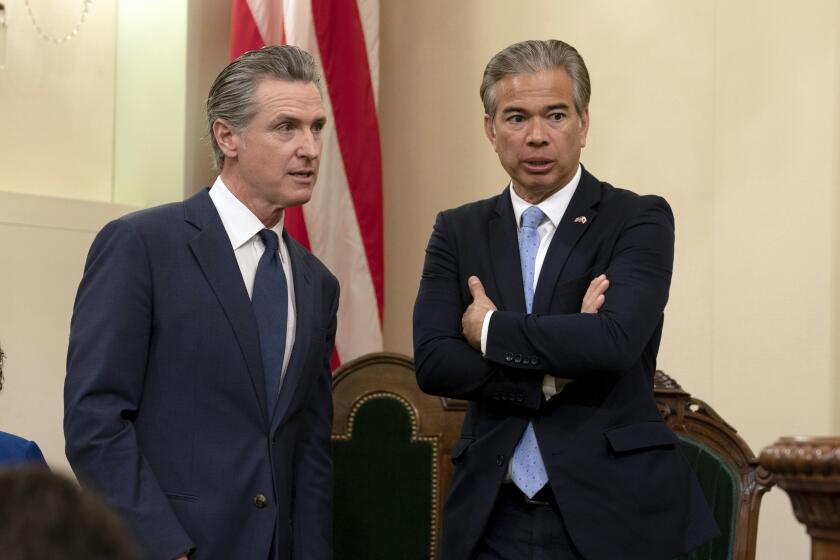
[65,190,338,560]
[413,167,718,560]
[0,431,47,467]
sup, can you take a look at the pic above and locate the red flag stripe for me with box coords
[311,0,384,321]
[229,0,265,59]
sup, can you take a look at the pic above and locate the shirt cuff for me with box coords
[542,375,557,400]
[480,309,494,356]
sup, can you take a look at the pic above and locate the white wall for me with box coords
[0,0,116,201]
[0,191,135,474]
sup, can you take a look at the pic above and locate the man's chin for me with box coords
[279,188,314,209]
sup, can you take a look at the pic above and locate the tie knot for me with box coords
[259,229,280,253]
[521,206,545,230]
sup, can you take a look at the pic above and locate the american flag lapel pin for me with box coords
[574,216,587,224]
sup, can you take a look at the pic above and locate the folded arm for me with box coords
[484,196,674,376]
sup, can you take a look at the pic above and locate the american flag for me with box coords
[230,0,384,369]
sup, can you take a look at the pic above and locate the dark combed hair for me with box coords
[480,39,591,121]
[0,467,141,560]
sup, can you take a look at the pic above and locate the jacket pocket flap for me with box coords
[604,421,678,453]
[450,437,474,462]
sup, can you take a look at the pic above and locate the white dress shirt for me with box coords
[209,177,297,391]
[481,164,582,400]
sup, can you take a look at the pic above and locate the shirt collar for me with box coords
[509,163,582,228]
[208,176,285,249]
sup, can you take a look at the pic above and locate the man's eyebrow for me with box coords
[501,105,527,115]
[546,102,571,111]
[270,114,300,126]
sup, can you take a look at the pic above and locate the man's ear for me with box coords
[483,114,498,151]
[578,109,590,148]
[213,119,240,160]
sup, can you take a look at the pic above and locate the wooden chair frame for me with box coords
[331,352,466,558]
[654,370,774,560]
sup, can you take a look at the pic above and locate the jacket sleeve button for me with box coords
[513,354,522,364]
[505,352,514,362]
[254,494,268,508]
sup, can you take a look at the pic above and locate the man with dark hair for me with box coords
[65,45,338,560]
[414,39,717,559]
[0,467,140,560]
[0,343,47,466]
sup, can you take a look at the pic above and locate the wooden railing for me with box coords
[760,437,840,560]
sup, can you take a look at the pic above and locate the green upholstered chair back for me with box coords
[655,371,774,560]
[331,353,466,560]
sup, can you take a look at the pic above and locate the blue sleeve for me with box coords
[24,440,47,466]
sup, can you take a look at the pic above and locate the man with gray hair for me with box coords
[414,39,718,559]
[65,45,338,560]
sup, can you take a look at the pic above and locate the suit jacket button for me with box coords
[514,354,522,364]
[522,357,530,365]
[505,352,513,362]
[532,356,540,365]
[496,454,505,467]
[254,494,268,508]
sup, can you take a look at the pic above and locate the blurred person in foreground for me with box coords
[0,466,140,560]
[413,39,718,559]
[65,45,338,560]
[0,343,47,467]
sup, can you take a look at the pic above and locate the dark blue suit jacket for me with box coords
[414,167,718,560]
[0,431,47,466]
[65,190,338,560]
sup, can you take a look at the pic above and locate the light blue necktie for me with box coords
[253,229,288,417]
[511,205,549,498]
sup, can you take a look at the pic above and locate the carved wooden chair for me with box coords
[331,352,466,560]
[655,371,775,560]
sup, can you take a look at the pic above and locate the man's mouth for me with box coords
[522,159,554,173]
[289,170,315,179]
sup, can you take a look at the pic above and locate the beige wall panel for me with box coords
[0,0,116,201]
[184,0,231,197]
[714,2,838,558]
[0,192,135,474]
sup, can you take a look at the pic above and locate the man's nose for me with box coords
[297,129,321,159]
[526,118,548,145]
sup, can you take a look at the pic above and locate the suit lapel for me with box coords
[532,168,601,314]
[488,189,527,313]
[185,191,269,425]
[271,232,314,429]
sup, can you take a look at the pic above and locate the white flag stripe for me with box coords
[245,0,284,46]
[356,0,380,106]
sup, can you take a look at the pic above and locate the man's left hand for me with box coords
[462,276,497,350]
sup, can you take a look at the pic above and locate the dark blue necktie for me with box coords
[253,229,288,416]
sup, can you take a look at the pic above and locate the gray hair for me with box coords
[480,39,591,121]
[206,45,322,170]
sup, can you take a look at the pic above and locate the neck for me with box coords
[220,167,284,228]
[512,183,562,205]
